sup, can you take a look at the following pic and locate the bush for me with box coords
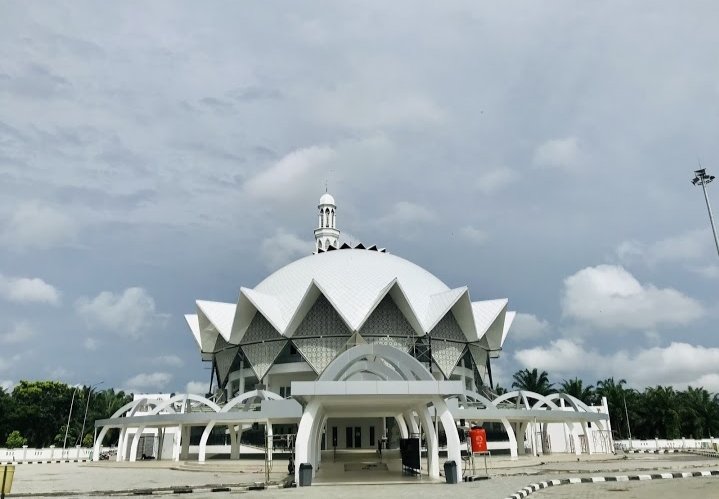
[6,430,27,448]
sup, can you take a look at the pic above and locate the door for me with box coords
[346,427,353,448]
[354,426,362,448]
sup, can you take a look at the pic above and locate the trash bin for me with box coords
[298,463,313,486]
[1,465,15,496]
[443,460,458,484]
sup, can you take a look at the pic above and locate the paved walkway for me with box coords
[4,452,718,498]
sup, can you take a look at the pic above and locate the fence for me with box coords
[0,446,94,463]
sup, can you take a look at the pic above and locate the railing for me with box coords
[0,446,95,463]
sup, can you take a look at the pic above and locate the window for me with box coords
[279,386,291,398]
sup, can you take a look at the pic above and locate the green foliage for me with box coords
[560,377,596,404]
[6,430,26,448]
[511,368,554,395]
[0,380,132,448]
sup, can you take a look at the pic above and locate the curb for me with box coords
[624,449,682,454]
[0,460,89,465]
[505,469,719,499]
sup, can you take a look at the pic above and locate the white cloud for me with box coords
[561,265,704,330]
[0,274,60,305]
[0,322,36,344]
[244,146,336,200]
[1,202,78,250]
[75,287,169,338]
[156,355,184,367]
[48,366,71,380]
[83,337,99,351]
[510,313,550,341]
[0,380,14,392]
[533,137,581,170]
[381,201,437,225]
[475,167,519,194]
[688,264,719,279]
[186,380,209,395]
[616,229,710,266]
[459,226,489,246]
[260,229,311,271]
[515,340,719,392]
[124,372,172,392]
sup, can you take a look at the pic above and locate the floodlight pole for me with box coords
[692,168,719,258]
[63,387,79,450]
[78,381,104,446]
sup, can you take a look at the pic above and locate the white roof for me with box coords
[319,192,335,205]
[189,249,513,353]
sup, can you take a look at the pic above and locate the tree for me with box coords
[8,381,76,447]
[595,377,633,439]
[560,377,595,404]
[511,368,554,395]
[6,430,27,448]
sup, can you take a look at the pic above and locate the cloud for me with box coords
[475,168,519,194]
[380,201,437,225]
[83,337,99,351]
[688,264,719,279]
[510,313,550,341]
[616,229,710,266]
[244,146,336,199]
[515,340,719,392]
[0,322,36,345]
[561,265,704,330]
[260,229,311,271]
[124,372,172,392]
[0,274,60,305]
[75,287,169,338]
[533,137,581,170]
[0,380,14,392]
[1,202,79,250]
[459,226,489,246]
[156,355,184,367]
[186,380,209,395]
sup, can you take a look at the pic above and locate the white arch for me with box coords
[149,394,221,416]
[340,359,405,381]
[198,390,283,463]
[320,344,434,382]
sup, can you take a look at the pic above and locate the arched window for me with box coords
[330,209,335,227]
[325,208,330,227]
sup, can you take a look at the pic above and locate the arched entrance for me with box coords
[292,344,462,484]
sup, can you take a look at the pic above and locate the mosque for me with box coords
[94,193,612,485]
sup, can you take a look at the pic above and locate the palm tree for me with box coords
[511,368,554,396]
[596,377,631,439]
[560,377,596,404]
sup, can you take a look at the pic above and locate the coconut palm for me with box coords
[560,377,596,404]
[511,368,554,396]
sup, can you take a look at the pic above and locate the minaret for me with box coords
[314,191,340,252]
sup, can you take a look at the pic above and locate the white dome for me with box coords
[319,192,335,205]
[254,249,449,329]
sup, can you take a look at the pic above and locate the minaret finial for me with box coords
[314,191,339,253]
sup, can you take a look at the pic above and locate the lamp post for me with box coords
[63,387,79,449]
[691,168,719,258]
[78,381,104,447]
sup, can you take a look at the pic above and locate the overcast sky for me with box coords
[1,1,718,395]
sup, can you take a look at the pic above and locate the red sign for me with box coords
[469,427,487,453]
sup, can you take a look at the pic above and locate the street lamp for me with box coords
[78,381,104,447]
[691,168,719,258]
[63,386,80,449]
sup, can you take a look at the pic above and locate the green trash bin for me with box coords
[1,465,15,497]
[444,460,458,484]
[298,463,313,486]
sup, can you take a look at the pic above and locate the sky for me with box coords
[1,1,718,395]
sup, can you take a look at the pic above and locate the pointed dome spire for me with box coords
[314,191,340,252]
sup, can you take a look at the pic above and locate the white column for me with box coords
[198,421,216,463]
[436,398,462,484]
[502,418,519,461]
[180,426,191,460]
[295,400,321,484]
[416,406,438,479]
[129,425,147,462]
[395,415,409,439]
[230,426,240,460]
[117,428,127,461]
[266,420,273,464]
